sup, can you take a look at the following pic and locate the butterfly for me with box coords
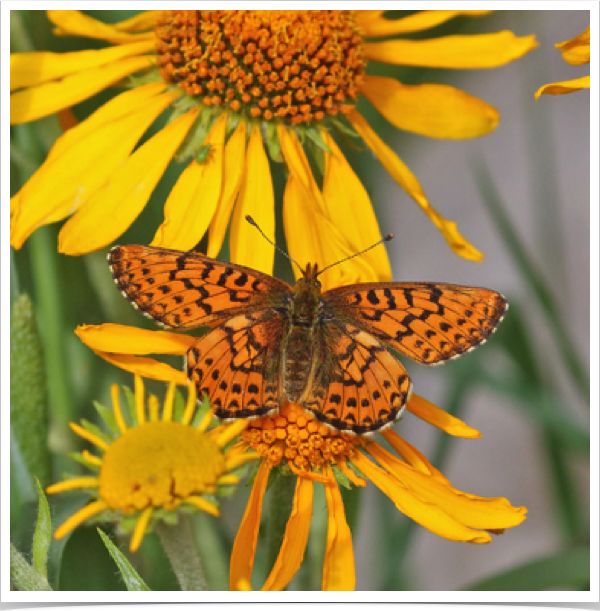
[108,218,507,435]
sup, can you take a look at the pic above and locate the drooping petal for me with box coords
[382,430,451,486]
[352,452,491,543]
[91,352,189,385]
[322,464,355,591]
[361,74,499,139]
[261,477,314,591]
[321,131,392,281]
[364,32,537,69]
[230,461,271,590]
[367,444,527,531]
[207,120,247,258]
[11,89,176,250]
[357,10,491,37]
[229,124,275,274]
[10,39,154,91]
[347,110,484,262]
[535,75,590,99]
[406,394,482,438]
[58,107,200,255]
[152,113,227,250]
[556,26,590,65]
[10,55,154,124]
[47,10,154,43]
[75,323,196,355]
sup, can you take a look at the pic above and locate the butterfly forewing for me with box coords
[322,282,507,366]
[108,245,290,328]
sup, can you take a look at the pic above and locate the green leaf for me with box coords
[97,529,151,591]
[465,546,590,591]
[93,400,120,437]
[122,384,137,425]
[32,479,52,580]
[80,418,114,447]
[10,293,51,488]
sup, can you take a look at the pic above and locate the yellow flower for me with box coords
[11,10,537,271]
[74,325,526,590]
[46,374,257,552]
[535,26,590,98]
[229,402,527,591]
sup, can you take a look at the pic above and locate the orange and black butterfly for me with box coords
[108,217,507,435]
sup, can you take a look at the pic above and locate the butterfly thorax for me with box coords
[281,267,323,402]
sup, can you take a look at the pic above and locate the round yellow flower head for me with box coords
[47,375,257,552]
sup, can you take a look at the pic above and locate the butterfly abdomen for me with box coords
[281,279,322,401]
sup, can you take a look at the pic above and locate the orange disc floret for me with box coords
[241,402,362,477]
[155,10,366,125]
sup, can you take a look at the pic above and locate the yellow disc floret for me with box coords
[99,421,225,512]
[155,10,366,125]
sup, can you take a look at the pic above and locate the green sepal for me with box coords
[93,400,120,438]
[127,67,164,89]
[330,115,359,139]
[80,418,114,447]
[66,451,101,473]
[190,393,212,428]
[330,462,352,490]
[345,458,367,482]
[122,385,137,426]
[174,106,219,163]
[172,387,187,423]
[196,144,212,163]
[303,124,333,154]
[264,121,283,163]
[97,529,151,591]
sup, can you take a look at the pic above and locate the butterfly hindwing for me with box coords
[322,282,507,366]
[186,311,286,420]
[108,245,290,328]
[303,320,412,435]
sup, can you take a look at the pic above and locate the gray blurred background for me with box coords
[354,10,590,590]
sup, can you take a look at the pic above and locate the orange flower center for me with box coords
[242,403,361,475]
[155,10,366,125]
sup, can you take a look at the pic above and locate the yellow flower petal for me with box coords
[364,32,537,69]
[11,89,175,250]
[322,464,355,591]
[406,393,482,438]
[535,75,590,99]
[556,26,590,65]
[347,110,484,262]
[382,429,451,485]
[47,10,154,43]
[53,500,108,541]
[361,74,499,139]
[229,124,275,274]
[10,55,154,125]
[230,461,271,590]
[152,113,227,250]
[283,175,374,290]
[112,11,162,33]
[75,323,196,355]
[279,127,376,288]
[352,452,491,543]
[58,107,200,255]
[261,476,313,591]
[367,444,527,531]
[321,131,392,281]
[357,10,491,37]
[207,120,247,258]
[98,351,189,385]
[10,39,154,91]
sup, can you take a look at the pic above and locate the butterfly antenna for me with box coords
[245,215,304,273]
[316,234,395,278]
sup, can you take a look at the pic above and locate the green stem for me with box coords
[10,544,53,591]
[29,227,74,428]
[265,473,296,578]
[155,515,208,591]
